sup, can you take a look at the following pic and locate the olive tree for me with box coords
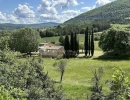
[53,60,67,83]
[9,28,40,55]
[99,28,130,56]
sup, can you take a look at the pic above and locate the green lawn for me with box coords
[41,51,130,99]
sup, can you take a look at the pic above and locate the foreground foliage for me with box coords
[0,50,65,100]
[90,67,130,100]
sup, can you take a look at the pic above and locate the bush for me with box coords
[94,36,100,41]
[59,36,64,45]
[99,28,130,56]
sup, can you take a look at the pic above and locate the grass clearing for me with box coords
[41,50,130,99]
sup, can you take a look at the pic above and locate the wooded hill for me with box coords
[0,22,60,30]
[63,0,130,26]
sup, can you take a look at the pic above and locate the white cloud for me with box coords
[96,0,111,7]
[58,10,81,22]
[39,14,59,22]
[37,0,59,22]
[42,0,51,7]
[0,12,19,23]
[80,2,84,4]
[69,0,78,6]
[0,0,81,24]
[53,0,78,10]
[37,5,57,15]
[13,4,35,18]
[37,0,57,15]
[81,6,96,11]
[40,14,58,20]
[7,14,19,23]
[0,12,6,23]
[62,10,81,16]
[82,0,112,12]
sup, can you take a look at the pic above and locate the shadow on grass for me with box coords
[77,55,92,59]
[93,53,130,61]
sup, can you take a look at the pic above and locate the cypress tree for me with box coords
[70,32,74,51]
[91,28,94,56]
[76,33,79,55]
[64,34,70,57]
[85,27,89,56]
[74,33,79,56]
[88,33,91,57]
[73,33,76,52]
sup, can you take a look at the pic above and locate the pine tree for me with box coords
[85,27,89,56]
[91,28,94,56]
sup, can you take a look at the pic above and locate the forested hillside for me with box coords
[64,0,130,25]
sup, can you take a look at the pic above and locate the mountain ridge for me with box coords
[63,0,130,25]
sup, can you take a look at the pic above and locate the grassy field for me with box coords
[38,30,130,99]
[41,50,130,99]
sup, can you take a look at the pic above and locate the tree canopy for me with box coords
[99,28,130,56]
[9,28,40,54]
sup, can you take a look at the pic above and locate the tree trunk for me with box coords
[60,72,64,83]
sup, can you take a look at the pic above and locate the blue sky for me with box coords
[0,0,115,24]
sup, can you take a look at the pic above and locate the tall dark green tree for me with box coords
[88,33,91,56]
[64,34,70,58]
[74,33,79,55]
[84,27,89,56]
[70,32,74,51]
[91,28,94,56]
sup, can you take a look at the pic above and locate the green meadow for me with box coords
[42,51,130,99]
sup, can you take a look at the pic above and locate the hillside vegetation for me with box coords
[64,0,130,26]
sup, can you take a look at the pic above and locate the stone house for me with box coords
[39,43,64,57]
